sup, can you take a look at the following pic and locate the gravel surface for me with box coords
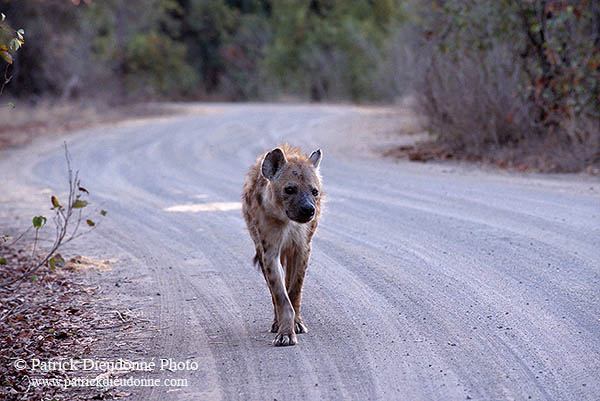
[1,103,599,400]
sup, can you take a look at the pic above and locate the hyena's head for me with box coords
[261,146,322,224]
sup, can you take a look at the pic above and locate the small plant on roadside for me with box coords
[2,142,106,289]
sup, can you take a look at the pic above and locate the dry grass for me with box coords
[387,28,600,174]
[0,100,179,151]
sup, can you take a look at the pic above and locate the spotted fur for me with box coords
[242,144,323,346]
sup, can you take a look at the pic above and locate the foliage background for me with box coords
[0,0,402,101]
[0,0,598,171]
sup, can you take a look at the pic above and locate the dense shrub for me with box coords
[265,0,402,101]
[123,33,198,96]
[1,0,598,173]
[401,0,600,171]
[1,0,404,102]
[219,13,271,100]
[1,0,198,100]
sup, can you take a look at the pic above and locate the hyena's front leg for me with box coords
[269,291,279,333]
[286,245,310,334]
[255,248,282,335]
[263,248,297,346]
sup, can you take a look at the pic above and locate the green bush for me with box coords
[2,0,407,102]
[265,0,403,101]
[219,13,271,100]
[123,33,198,97]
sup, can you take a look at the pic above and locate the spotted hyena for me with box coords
[242,144,323,346]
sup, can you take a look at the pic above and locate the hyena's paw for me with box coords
[273,318,307,334]
[295,318,308,334]
[273,330,297,346]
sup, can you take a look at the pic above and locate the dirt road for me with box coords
[1,104,599,400]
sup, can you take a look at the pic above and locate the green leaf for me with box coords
[7,102,14,109]
[17,29,24,35]
[0,49,13,64]
[32,216,47,229]
[49,255,66,271]
[72,200,88,209]
[31,274,38,283]
[50,254,66,268]
[10,38,21,51]
[0,257,6,265]
[100,210,107,216]
[86,219,95,227]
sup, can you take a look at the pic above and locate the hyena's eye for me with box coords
[312,189,319,197]
[284,186,297,195]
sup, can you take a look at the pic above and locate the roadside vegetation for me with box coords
[1,0,598,172]
[0,11,23,102]
[396,0,600,172]
[0,145,130,401]
[1,143,106,289]
[1,0,401,102]
[0,243,125,401]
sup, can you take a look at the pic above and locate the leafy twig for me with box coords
[1,142,106,290]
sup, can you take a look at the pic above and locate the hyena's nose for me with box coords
[301,204,315,218]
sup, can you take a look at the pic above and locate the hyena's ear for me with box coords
[309,149,322,169]
[261,148,287,180]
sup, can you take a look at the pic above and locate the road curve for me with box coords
[1,104,599,400]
